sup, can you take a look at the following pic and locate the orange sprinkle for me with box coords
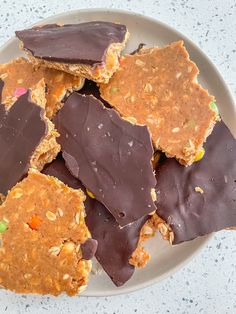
[28,215,42,230]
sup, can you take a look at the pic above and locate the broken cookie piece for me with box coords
[16,22,129,83]
[0,171,93,296]
[154,121,236,244]
[100,41,217,165]
[54,93,156,226]
[0,57,84,118]
[43,158,149,286]
[0,79,60,195]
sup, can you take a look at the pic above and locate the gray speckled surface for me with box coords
[0,0,236,313]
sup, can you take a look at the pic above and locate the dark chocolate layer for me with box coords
[85,195,148,286]
[155,121,236,244]
[43,158,147,286]
[78,79,111,108]
[81,238,98,261]
[0,81,47,195]
[130,43,146,55]
[54,92,156,226]
[0,79,3,103]
[43,155,81,189]
[16,22,127,65]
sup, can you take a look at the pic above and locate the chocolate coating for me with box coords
[0,81,47,195]
[0,79,3,103]
[43,158,148,286]
[55,92,156,226]
[155,121,236,244]
[85,198,148,286]
[78,79,111,108]
[81,238,98,260]
[16,22,127,65]
[130,43,146,55]
[43,155,81,189]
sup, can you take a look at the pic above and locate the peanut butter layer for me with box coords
[0,57,84,118]
[0,79,60,195]
[0,171,92,296]
[130,211,172,268]
[100,41,217,165]
[138,213,174,245]
[16,22,129,84]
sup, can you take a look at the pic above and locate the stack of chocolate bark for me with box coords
[0,21,235,296]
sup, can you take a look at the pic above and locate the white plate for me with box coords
[0,8,235,297]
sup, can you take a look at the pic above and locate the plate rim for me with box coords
[0,7,234,297]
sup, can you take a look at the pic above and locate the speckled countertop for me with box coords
[0,0,235,313]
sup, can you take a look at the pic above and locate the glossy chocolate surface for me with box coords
[155,121,236,244]
[16,22,127,65]
[55,93,156,226]
[0,81,47,194]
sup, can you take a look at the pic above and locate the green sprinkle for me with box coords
[0,220,8,233]
[110,87,119,94]
[210,101,219,115]
[120,50,125,57]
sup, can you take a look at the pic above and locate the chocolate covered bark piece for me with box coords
[0,79,60,195]
[0,171,93,296]
[100,41,218,165]
[154,121,236,244]
[43,158,150,286]
[0,57,84,118]
[54,92,156,226]
[16,22,129,83]
[85,196,149,286]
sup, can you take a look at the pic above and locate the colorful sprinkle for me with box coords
[14,87,28,98]
[86,188,95,199]
[0,220,8,233]
[194,146,205,162]
[210,101,219,116]
[28,215,42,230]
